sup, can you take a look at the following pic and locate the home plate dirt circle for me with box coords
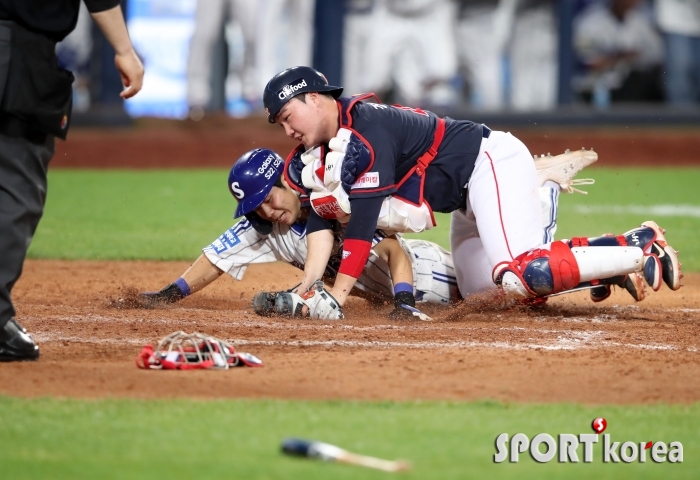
[3,259,699,404]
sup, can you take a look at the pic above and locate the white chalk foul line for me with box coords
[32,333,148,345]
[24,314,627,338]
[566,204,700,218]
[22,311,698,352]
[23,314,427,332]
[30,333,686,353]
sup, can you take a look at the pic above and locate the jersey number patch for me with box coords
[211,227,242,253]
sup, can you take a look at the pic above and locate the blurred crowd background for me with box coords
[58,0,700,121]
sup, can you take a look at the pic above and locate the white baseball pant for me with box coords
[450,130,544,296]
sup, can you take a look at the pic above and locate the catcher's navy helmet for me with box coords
[263,66,343,123]
[228,148,285,235]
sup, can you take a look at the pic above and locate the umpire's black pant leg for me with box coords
[0,133,55,328]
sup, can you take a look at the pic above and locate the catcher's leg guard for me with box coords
[641,221,682,290]
[493,241,644,299]
[570,246,644,283]
[571,221,681,291]
[495,220,682,300]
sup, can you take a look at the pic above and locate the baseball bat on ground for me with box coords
[281,438,411,472]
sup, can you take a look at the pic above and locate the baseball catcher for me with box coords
[259,66,681,312]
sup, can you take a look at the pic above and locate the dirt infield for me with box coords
[3,259,699,404]
[9,120,700,404]
[52,117,700,169]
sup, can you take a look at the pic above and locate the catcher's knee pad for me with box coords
[494,241,645,299]
[493,241,581,298]
[567,227,653,287]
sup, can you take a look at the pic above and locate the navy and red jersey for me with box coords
[283,95,487,278]
[285,96,486,214]
[337,97,484,212]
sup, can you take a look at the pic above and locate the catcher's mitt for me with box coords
[252,281,343,320]
[136,331,263,370]
[252,290,306,317]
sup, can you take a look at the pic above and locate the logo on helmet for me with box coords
[256,153,283,180]
[277,78,308,100]
[230,181,245,199]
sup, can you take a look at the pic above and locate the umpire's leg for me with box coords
[0,128,54,361]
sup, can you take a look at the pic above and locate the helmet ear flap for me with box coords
[245,211,273,235]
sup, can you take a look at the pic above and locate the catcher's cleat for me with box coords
[534,149,598,194]
[589,285,611,303]
[590,273,646,303]
[640,221,681,291]
[621,272,647,301]
[0,318,39,362]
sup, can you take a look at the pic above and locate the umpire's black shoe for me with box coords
[0,318,40,362]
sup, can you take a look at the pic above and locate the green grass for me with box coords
[30,168,700,270]
[29,170,235,260]
[1,397,697,480]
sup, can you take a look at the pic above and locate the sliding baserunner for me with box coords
[142,148,457,320]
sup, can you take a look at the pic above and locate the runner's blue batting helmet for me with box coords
[228,148,285,235]
[263,66,343,124]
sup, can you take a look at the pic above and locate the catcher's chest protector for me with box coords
[288,94,444,233]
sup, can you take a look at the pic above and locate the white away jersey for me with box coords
[203,218,458,304]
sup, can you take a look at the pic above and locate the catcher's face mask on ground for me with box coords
[136,332,263,370]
